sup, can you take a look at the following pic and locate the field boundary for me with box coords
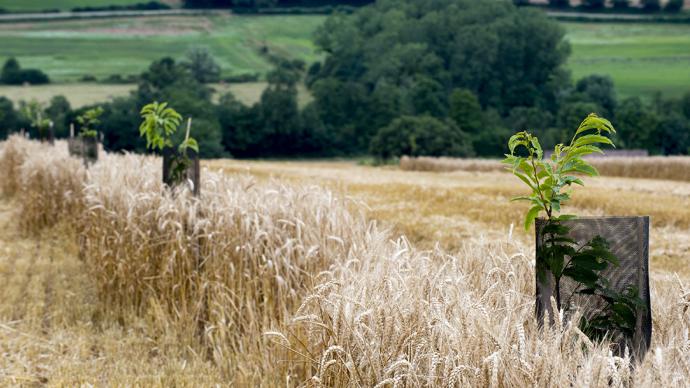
[546,10,690,23]
[0,8,227,23]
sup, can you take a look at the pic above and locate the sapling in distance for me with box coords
[139,102,199,188]
[21,100,52,142]
[76,106,103,138]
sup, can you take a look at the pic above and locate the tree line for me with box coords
[1,0,689,158]
[522,0,685,12]
[182,0,374,9]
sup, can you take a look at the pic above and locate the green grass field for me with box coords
[564,22,690,98]
[0,0,166,12]
[0,14,325,82]
[0,14,688,105]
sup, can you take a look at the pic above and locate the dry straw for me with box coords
[1,136,688,386]
[400,155,690,182]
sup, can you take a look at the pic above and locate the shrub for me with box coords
[0,58,50,85]
[182,47,221,84]
[369,115,474,159]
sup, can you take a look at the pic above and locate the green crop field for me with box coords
[564,22,690,99]
[0,0,161,12]
[0,14,325,82]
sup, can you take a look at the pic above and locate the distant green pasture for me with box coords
[564,22,690,98]
[0,14,325,82]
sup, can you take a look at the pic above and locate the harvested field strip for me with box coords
[400,156,690,183]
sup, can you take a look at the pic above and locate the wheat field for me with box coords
[0,137,688,386]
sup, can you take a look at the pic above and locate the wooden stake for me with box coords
[185,117,192,143]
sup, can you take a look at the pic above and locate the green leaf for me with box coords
[514,171,537,191]
[562,267,599,287]
[575,113,616,136]
[569,253,608,271]
[573,134,614,148]
[554,214,577,221]
[524,205,542,231]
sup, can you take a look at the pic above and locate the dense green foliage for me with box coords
[369,116,473,160]
[306,0,570,155]
[1,58,50,86]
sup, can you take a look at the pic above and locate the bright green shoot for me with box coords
[77,106,103,138]
[139,102,183,151]
[21,100,51,135]
[502,113,616,230]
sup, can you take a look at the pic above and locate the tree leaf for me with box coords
[524,205,542,231]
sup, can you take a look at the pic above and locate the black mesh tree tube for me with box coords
[535,216,651,358]
[162,147,200,197]
[68,136,99,166]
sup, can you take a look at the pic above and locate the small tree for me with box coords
[504,113,645,342]
[46,95,70,138]
[1,58,20,83]
[76,106,103,138]
[0,58,49,85]
[182,47,221,84]
[139,102,199,186]
[21,100,52,141]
